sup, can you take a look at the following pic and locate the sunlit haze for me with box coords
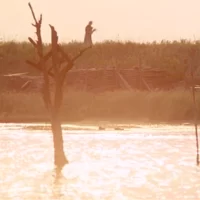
[0,0,200,43]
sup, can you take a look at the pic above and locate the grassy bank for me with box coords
[0,90,199,123]
[0,40,200,78]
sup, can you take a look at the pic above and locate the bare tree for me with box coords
[27,3,91,171]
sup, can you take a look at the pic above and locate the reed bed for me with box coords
[0,40,200,78]
[0,90,199,123]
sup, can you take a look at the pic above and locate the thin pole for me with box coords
[190,56,199,166]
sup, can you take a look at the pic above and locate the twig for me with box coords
[26,60,54,77]
[28,3,37,24]
[57,45,72,64]
[28,37,37,48]
[72,46,91,62]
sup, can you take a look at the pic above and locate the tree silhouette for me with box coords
[27,2,91,171]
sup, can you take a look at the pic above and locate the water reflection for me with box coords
[51,168,66,199]
[0,123,200,199]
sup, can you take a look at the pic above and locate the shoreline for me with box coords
[0,118,196,132]
[0,90,198,127]
[0,116,196,126]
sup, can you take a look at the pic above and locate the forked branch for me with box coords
[27,2,52,111]
[72,46,91,62]
[28,3,43,56]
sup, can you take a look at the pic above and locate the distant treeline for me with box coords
[0,40,200,76]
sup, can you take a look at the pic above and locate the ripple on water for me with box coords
[0,124,200,199]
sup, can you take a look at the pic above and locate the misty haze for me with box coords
[0,1,200,200]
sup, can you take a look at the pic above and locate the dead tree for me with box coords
[27,3,91,170]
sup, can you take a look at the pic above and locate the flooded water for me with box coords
[0,123,200,200]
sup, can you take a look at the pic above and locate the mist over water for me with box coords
[0,123,200,199]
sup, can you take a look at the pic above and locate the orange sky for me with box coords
[0,0,200,43]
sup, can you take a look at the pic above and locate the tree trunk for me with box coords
[51,115,68,169]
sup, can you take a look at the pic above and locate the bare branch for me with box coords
[47,55,66,76]
[26,60,54,77]
[39,14,43,25]
[57,46,91,81]
[28,3,43,58]
[28,37,37,48]
[72,46,91,62]
[43,50,52,62]
[50,25,59,75]
[49,25,58,44]
[57,45,72,64]
[26,60,41,70]
[28,2,38,25]
[63,62,73,72]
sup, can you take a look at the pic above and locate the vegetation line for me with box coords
[0,90,199,123]
[0,40,200,77]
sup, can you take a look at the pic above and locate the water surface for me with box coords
[0,123,200,200]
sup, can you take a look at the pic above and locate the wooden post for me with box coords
[116,70,133,91]
[189,47,199,166]
[138,47,151,91]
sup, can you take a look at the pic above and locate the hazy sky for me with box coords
[0,0,200,43]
